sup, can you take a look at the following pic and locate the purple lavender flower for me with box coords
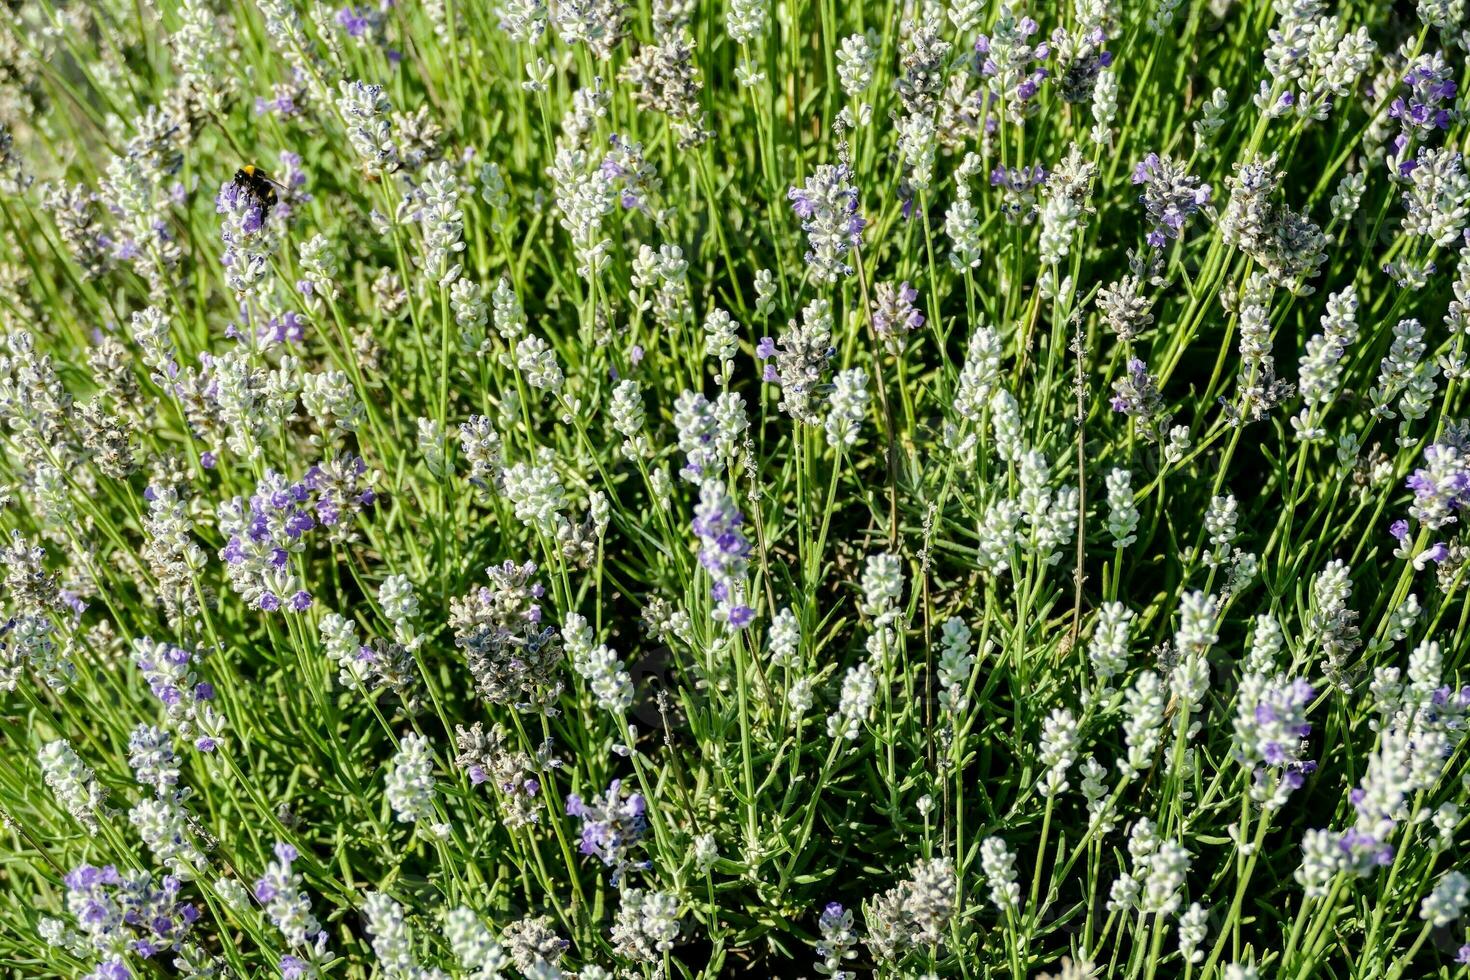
[990,164,1048,190]
[1390,53,1458,136]
[336,5,376,39]
[128,724,181,797]
[991,164,1048,220]
[454,722,558,829]
[85,960,131,980]
[1110,358,1164,427]
[975,8,1049,121]
[1132,153,1211,248]
[271,152,311,222]
[1405,442,1470,530]
[601,135,659,213]
[788,164,864,283]
[1052,24,1111,104]
[218,458,374,613]
[216,176,279,294]
[565,779,649,884]
[692,481,753,628]
[260,310,307,346]
[65,864,199,968]
[217,471,314,612]
[256,84,303,119]
[1235,673,1316,806]
[870,281,925,353]
[131,638,226,752]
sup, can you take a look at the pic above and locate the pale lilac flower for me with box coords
[1132,153,1211,247]
[565,779,648,884]
[789,164,864,283]
[692,480,754,628]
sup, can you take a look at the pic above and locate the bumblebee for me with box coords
[231,165,284,218]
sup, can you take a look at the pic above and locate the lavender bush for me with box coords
[1,0,1469,976]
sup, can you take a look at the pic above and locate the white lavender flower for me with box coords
[824,368,869,448]
[1204,495,1238,567]
[130,796,205,878]
[1177,902,1208,963]
[548,146,615,279]
[789,164,863,284]
[1039,144,1097,266]
[990,388,1024,462]
[1018,450,1078,567]
[503,460,566,533]
[827,661,877,741]
[860,552,904,627]
[1402,147,1470,247]
[955,324,1002,420]
[1420,871,1469,926]
[385,733,447,836]
[1140,839,1191,917]
[301,370,363,439]
[1039,707,1080,797]
[320,611,374,690]
[703,307,740,367]
[788,678,815,716]
[936,617,974,714]
[896,112,937,191]
[1090,67,1119,145]
[900,857,956,946]
[1330,171,1367,224]
[1119,671,1165,779]
[1194,88,1229,145]
[1106,468,1140,548]
[380,574,421,651]
[1295,827,1342,898]
[609,380,649,459]
[363,891,439,979]
[445,907,512,976]
[725,0,765,44]
[1173,603,1221,676]
[610,889,680,963]
[1292,286,1360,440]
[130,306,178,385]
[768,607,801,666]
[411,160,465,285]
[337,80,398,176]
[1306,559,1359,682]
[1370,317,1428,421]
[516,335,565,392]
[975,497,1022,576]
[563,612,634,713]
[945,180,985,270]
[836,32,875,96]
[1079,755,1115,832]
[1165,425,1192,463]
[979,837,1020,914]
[37,739,105,831]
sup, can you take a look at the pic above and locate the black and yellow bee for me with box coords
[231,165,285,219]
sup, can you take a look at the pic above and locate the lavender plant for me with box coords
[1,0,1470,977]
